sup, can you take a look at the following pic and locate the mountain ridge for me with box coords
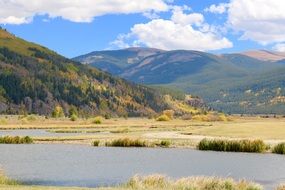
[75,47,285,114]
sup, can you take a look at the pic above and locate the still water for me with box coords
[0,144,285,189]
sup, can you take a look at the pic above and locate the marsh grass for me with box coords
[158,140,171,147]
[105,138,148,147]
[124,175,262,190]
[0,174,264,190]
[0,136,33,144]
[110,128,130,133]
[197,139,266,153]
[0,171,20,185]
[272,143,285,154]
[93,140,100,146]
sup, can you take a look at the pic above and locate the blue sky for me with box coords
[1,0,285,58]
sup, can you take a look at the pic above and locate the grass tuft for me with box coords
[124,175,262,190]
[0,171,20,185]
[197,139,266,153]
[0,136,33,144]
[158,140,171,148]
[93,140,100,146]
[272,143,285,155]
[105,138,147,147]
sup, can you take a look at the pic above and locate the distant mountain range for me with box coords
[0,29,171,116]
[74,48,285,114]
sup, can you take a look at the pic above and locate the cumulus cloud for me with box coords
[227,0,285,45]
[171,6,204,26]
[204,3,229,14]
[0,0,169,24]
[111,7,232,51]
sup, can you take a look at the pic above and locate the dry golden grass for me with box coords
[0,174,263,190]
[1,115,285,147]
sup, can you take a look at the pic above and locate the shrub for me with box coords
[26,115,37,121]
[52,105,65,118]
[272,143,285,154]
[93,140,100,146]
[163,110,174,120]
[156,114,170,121]
[68,106,78,117]
[105,138,147,147]
[197,139,266,153]
[104,114,111,119]
[92,116,103,124]
[0,136,33,144]
[159,140,171,148]
[70,114,78,121]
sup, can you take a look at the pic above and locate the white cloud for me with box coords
[227,0,285,45]
[111,7,233,51]
[0,0,169,24]
[204,3,229,14]
[273,43,285,52]
[171,6,204,26]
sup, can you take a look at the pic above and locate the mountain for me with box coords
[0,28,170,117]
[240,50,285,62]
[74,47,164,75]
[75,48,285,114]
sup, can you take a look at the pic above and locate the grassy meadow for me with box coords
[0,115,285,148]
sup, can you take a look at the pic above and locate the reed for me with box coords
[125,175,262,190]
[105,138,147,147]
[272,143,285,155]
[197,139,266,153]
[0,171,19,185]
[93,140,100,146]
[0,136,33,144]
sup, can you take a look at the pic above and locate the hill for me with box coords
[75,48,285,114]
[0,28,171,117]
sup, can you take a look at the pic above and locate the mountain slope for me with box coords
[76,48,285,114]
[241,50,285,62]
[74,47,163,74]
[0,29,169,116]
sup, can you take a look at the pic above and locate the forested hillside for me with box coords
[0,28,168,117]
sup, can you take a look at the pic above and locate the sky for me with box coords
[1,0,285,58]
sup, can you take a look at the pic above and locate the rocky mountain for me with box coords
[75,48,285,114]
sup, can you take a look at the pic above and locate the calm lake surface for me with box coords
[0,144,285,189]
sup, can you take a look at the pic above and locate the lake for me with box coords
[0,144,285,189]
